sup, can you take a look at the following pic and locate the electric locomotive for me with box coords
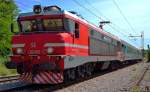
[6,5,142,84]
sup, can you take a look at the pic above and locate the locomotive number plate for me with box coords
[28,50,40,54]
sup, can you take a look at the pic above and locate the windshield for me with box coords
[20,19,63,32]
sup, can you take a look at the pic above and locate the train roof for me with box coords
[19,9,121,42]
[19,5,141,50]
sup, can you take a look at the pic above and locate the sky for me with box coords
[14,0,150,49]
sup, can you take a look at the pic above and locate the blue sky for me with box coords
[14,0,150,49]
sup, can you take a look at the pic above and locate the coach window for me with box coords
[75,22,80,38]
[90,29,94,36]
[122,44,126,53]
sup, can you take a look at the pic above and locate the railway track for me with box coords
[8,62,140,92]
[4,70,112,92]
[134,62,150,86]
[0,75,30,92]
[0,75,19,84]
[120,62,150,91]
[0,61,145,92]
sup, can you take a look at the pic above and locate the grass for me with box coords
[132,86,140,92]
[0,56,17,76]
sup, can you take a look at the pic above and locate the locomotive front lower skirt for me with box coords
[19,71,63,84]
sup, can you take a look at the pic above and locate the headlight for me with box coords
[47,47,53,54]
[16,48,23,54]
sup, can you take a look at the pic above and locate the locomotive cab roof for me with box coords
[18,5,121,42]
[19,5,64,17]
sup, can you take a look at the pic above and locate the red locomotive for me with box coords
[6,5,142,84]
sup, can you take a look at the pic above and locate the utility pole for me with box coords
[129,31,144,58]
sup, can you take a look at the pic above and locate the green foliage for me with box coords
[132,86,140,92]
[0,0,18,56]
[147,48,150,62]
[13,21,19,32]
[0,56,16,76]
[0,0,18,75]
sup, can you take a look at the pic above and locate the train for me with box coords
[6,5,142,84]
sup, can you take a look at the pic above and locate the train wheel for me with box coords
[69,69,76,80]
[64,68,76,81]
[109,61,119,71]
[85,64,92,76]
[64,70,68,82]
[77,65,85,78]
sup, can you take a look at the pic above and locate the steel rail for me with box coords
[0,75,20,84]
[135,63,150,86]
[124,62,150,91]
[10,62,140,91]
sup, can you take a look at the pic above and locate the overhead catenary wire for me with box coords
[83,0,139,46]
[112,0,139,35]
[107,24,139,45]
[85,0,140,46]
[72,0,104,21]
[15,1,134,37]
[74,0,131,37]
[15,0,136,37]
[84,0,133,36]
[14,0,140,47]
[71,0,139,46]
[84,0,106,20]
[72,1,125,32]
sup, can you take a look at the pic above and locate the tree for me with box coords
[0,0,18,56]
[147,45,150,62]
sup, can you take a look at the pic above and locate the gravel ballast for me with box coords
[55,62,149,92]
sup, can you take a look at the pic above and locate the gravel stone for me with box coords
[55,62,149,92]
[139,64,150,92]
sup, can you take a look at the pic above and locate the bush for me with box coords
[0,56,17,76]
[0,0,18,76]
[147,49,150,62]
[132,86,140,92]
[0,0,18,57]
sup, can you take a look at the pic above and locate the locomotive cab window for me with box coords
[64,18,80,38]
[21,20,39,32]
[20,18,64,33]
[64,18,75,33]
[43,19,63,31]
